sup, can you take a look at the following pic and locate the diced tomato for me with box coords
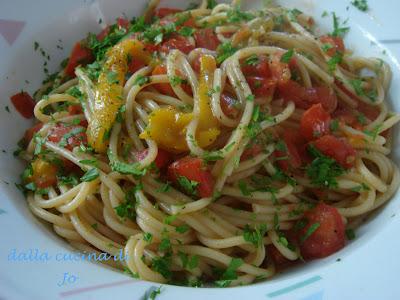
[241,144,263,161]
[128,58,146,74]
[24,123,43,143]
[154,7,183,18]
[278,81,337,112]
[269,54,291,84]
[333,107,363,130]
[300,104,331,141]
[48,124,88,151]
[319,35,345,57]
[65,42,93,77]
[297,203,345,260]
[160,35,195,54]
[10,92,36,119]
[117,17,130,30]
[97,27,110,41]
[247,76,277,99]
[305,86,337,113]
[275,131,305,172]
[241,55,271,77]
[220,93,240,119]
[68,104,83,115]
[152,64,191,97]
[313,135,356,168]
[167,156,214,198]
[134,148,172,169]
[193,28,220,51]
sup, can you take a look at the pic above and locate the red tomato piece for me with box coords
[97,27,110,41]
[160,35,195,54]
[278,80,309,108]
[65,42,93,77]
[300,104,331,141]
[298,203,345,260]
[117,17,130,30]
[313,135,356,168]
[275,131,305,172]
[10,92,36,119]
[241,144,263,161]
[194,28,220,51]
[134,148,172,170]
[68,104,83,115]
[267,245,294,269]
[241,55,271,77]
[24,123,43,144]
[333,107,363,130]
[154,7,183,18]
[320,35,345,57]
[167,156,214,198]
[128,58,146,74]
[220,93,240,119]
[269,54,291,84]
[48,124,88,151]
[247,76,277,99]
[305,86,337,113]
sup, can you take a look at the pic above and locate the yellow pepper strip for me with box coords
[87,39,151,153]
[29,159,57,187]
[139,55,221,153]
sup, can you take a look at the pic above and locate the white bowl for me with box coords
[0,0,399,299]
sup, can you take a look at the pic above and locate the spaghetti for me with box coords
[13,0,400,287]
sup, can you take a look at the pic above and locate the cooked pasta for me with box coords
[13,0,400,287]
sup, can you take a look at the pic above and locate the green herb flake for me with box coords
[177,176,199,197]
[280,49,294,63]
[80,168,99,182]
[345,228,356,240]
[301,222,320,243]
[351,0,368,12]
[133,75,150,86]
[245,54,259,66]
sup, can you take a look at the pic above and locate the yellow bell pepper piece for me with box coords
[87,39,151,153]
[139,54,221,153]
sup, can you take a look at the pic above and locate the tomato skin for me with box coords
[267,245,293,268]
[154,8,183,18]
[48,124,88,151]
[128,58,146,74]
[313,135,356,169]
[306,86,337,113]
[275,130,305,172]
[160,35,195,54]
[24,123,43,144]
[65,42,93,77]
[116,17,130,30]
[269,54,291,84]
[241,55,271,77]
[319,35,345,57]
[10,92,36,119]
[247,76,276,99]
[241,144,263,161]
[278,81,337,113]
[300,104,331,141]
[167,156,214,198]
[297,203,345,260]
[134,148,172,169]
[68,104,83,115]
[194,28,220,51]
[220,93,240,119]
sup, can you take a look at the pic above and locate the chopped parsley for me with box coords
[363,124,382,140]
[133,75,150,86]
[280,49,294,63]
[238,180,252,196]
[177,176,199,197]
[58,127,85,147]
[156,182,171,193]
[330,119,339,132]
[351,0,368,12]
[306,145,345,188]
[179,26,195,37]
[108,149,146,177]
[226,6,255,23]
[114,185,141,221]
[143,232,153,243]
[331,12,350,37]
[246,94,255,102]
[214,258,243,287]
[106,71,119,84]
[169,75,187,87]
[327,52,343,73]
[245,54,259,66]
[163,215,177,225]
[152,255,172,279]
[79,159,98,167]
[300,222,320,243]
[243,224,267,247]
[216,42,238,64]
[345,228,356,240]
[176,224,190,233]
[178,251,199,270]
[80,168,99,182]
[207,0,217,9]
